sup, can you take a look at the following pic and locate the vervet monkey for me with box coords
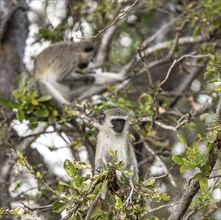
[34,41,125,109]
[95,108,138,181]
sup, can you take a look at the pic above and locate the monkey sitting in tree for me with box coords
[34,41,125,109]
[95,108,138,182]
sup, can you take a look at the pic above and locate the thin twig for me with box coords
[137,48,153,85]
[143,142,177,187]
[79,0,138,39]
[140,116,177,131]
[85,192,102,220]
[160,53,210,87]
[20,202,52,213]
[144,201,179,216]
[153,163,176,180]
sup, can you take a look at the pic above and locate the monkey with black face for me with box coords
[34,41,125,109]
[95,108,138,181]
[34,40,95,108]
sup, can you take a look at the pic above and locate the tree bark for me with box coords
[0,0,29,210]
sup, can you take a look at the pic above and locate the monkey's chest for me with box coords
[103,137,128,164]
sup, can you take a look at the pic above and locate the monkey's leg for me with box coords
[37,80,70,108]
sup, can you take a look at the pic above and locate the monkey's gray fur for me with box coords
[95,108,138,181]
[34,41,125,109]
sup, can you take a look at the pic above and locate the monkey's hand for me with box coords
[96,166,106,173]
[58,73,95,84]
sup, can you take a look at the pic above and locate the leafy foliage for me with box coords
[51,159,170,219]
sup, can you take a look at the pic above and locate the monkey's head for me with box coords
[98,108,129,135]
[77,40,95,69]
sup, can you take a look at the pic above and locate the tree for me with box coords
[0,0,29,215]
[0,0,221,219]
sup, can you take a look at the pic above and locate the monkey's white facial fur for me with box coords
[98,108,129,135]
[77,41,95,69]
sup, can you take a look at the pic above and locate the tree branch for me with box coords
[168,96,221,220]
[80,0,138,40]
[143,142,177,187]
[0,3,28,42]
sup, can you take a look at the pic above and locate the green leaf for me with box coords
[208,54,215,61]
[35,109,49,117]
[36,171,42,179]
[0,97,20,109]
[199,113,209,122]
[38,95,52,102]
[204,70,213,80]
[177,134,188,148]
[206,144,214,154]
[108,150,117,159]
[208,78,217,83]
[59,181,71,187]
[199,177,208,190]
[180,165,186,173]
[9,207,25,215]
[64,159,77,177]
[200,165,212,174]
[172,155,184,165]
[31,99,39,105]
[16,110,25,122]
[91,207,104,219]
[207,131,217,143]
[52,109,59,116]
[52,200,67,213]
[194,173,202,180]
[159,192,171,201]
[193,24,201,37]
[144,178,155,186]
[139,93,153,104]
[115,195,123,210]
[214,84,221,91]
[101,180,108,200]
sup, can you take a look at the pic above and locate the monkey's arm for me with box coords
[57,72,95,84]
[37,80,70,109]
[70,72,126,100]
[95,152,107,173]
[60,72,125,84]
[127,143,138,181]
[94,140,108,173]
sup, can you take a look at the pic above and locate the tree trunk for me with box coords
[0,0,29,210]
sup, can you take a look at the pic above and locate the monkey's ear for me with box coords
[99,112,106,124]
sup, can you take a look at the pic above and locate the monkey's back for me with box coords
[34,42,80,80]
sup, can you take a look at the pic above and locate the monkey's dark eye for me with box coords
[84,46,94,53]
[99,112,106,124]
[111,119,125,133]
